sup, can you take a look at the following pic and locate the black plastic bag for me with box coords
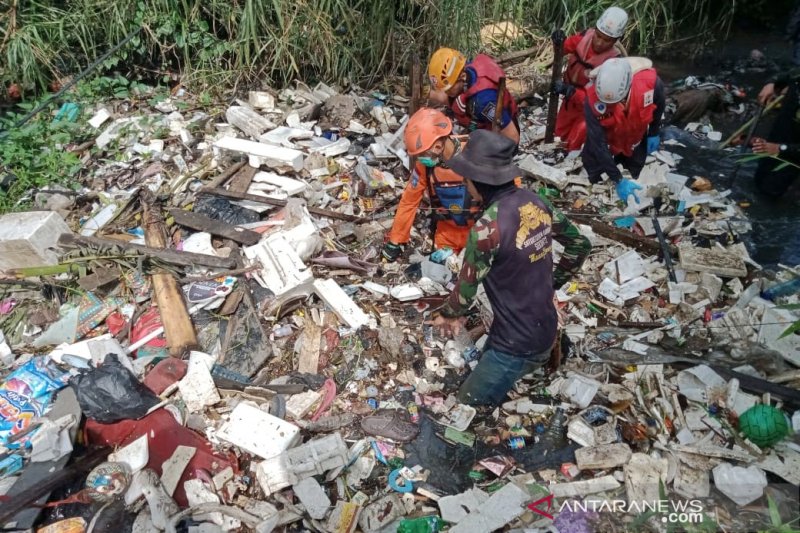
[70,354,160,423]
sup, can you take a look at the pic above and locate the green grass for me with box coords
[1,0,735,97]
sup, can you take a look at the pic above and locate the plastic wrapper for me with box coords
[0,356,71,448]
[70,354,160,423]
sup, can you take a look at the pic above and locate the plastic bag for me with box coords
[0,356,71,447]
[70,354,160,423]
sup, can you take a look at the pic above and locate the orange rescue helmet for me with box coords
[428,48,467,91]
[403,108,453,156]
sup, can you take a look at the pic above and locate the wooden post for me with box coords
[140,190,198,358]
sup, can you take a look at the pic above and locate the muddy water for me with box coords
[653,32,800,268]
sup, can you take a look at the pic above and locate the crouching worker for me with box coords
[427,47,520,143]
[429,130,590,407]
[582,57,665,205]
[382,108,481,261]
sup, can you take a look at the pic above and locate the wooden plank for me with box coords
[201,188,369,223]
[57,233,237,269]
[297,321,321,374]
[227,165,257,194]
[202,160,246,191]
[169,209,261,245]
[576,217,675,257]
[141,190,199,358]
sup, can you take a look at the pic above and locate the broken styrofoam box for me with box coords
[678,242,748,278]
[575,443,632,470]
[516,154,569,190]
[109,434,149,474]
[217,402,301,460]
[244,234,314,296]
[438,488,489,524]
[0,211,72,270]
[214,136,303,171]
[293,477,331,520]
[256,433,348,496]
[624,453,669,505]
[178,351,221,413]
[712,463,767,505]
[676,365,726,403]
[248,91,276,110]
[313,278,370,330]
[80,203,118,237]
[247,171,308,200]
[602,250,647,284]
[560,374,600,408]
[550,475,621,498]
[285,390,321,420]
[88,108,112,128]
[259,126,314,148]
[390,283,424,301]
[597,276,655,306]
[448,481,530,533]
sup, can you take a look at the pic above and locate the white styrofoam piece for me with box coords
[178,352,221,413]
[256,433,348,496]
[293,477,331,520]
[516,154,569,189]
[285,390,321,420]
[217,403,301,460]
[244,234,314,296]
[313,278,370,330]
[214,136,303,171]
[160,445,197,496]
[602,250,646,284]
[109,434,149,473]
[88,108,112,128]
[259,126,314,148]
[0,211,72,270]
[247,171,307,200]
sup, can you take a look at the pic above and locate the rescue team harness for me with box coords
[425,165,480,227]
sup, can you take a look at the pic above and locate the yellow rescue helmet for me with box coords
[428,48,467,91]
[403,108,453,156]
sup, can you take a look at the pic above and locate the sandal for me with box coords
[360,408,419,442]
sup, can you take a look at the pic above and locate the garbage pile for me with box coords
[0,80,798,533]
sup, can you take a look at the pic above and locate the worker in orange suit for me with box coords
[382,108,480,261]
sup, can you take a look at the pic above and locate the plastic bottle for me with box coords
[452,329,479,363]
[762,277,800,301]
[397,516,445,533]
[538,407,567,449]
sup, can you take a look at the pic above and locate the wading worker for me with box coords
[750,71,800,196]
[554,6,628,151]
[429,130,591,407]
[382,108,480,261]
[426,47,520,144]
[582,57,665,204]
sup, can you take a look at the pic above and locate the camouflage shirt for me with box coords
[442,189,591,353]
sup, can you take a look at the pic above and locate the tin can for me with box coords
[407,402,420,423]
[507,436,526,449]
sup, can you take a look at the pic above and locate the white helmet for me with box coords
[594,58,632,104]
[597,6,628,39]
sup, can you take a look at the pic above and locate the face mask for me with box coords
[418,156,438,168]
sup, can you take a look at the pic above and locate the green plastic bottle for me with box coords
[397,516,445,533]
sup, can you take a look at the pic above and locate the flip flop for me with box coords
[360,409,419,443]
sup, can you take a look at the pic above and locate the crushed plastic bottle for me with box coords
[397,516,445,533]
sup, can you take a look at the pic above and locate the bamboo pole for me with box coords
[140,190,198,358]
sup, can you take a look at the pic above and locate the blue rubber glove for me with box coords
[646,135,660,154]
[616,179,643,205]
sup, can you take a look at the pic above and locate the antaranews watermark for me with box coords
[527,494,704,524]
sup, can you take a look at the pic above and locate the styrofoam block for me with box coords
[217,403,301,460]
[313,278,369,330]
[256,433,348,496]
[244,234,314,296]
[0,211,72,270]
[214,136,303,171]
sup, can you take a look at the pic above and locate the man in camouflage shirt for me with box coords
[431,130,591,406]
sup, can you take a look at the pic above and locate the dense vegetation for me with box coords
[1,0,736,96]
